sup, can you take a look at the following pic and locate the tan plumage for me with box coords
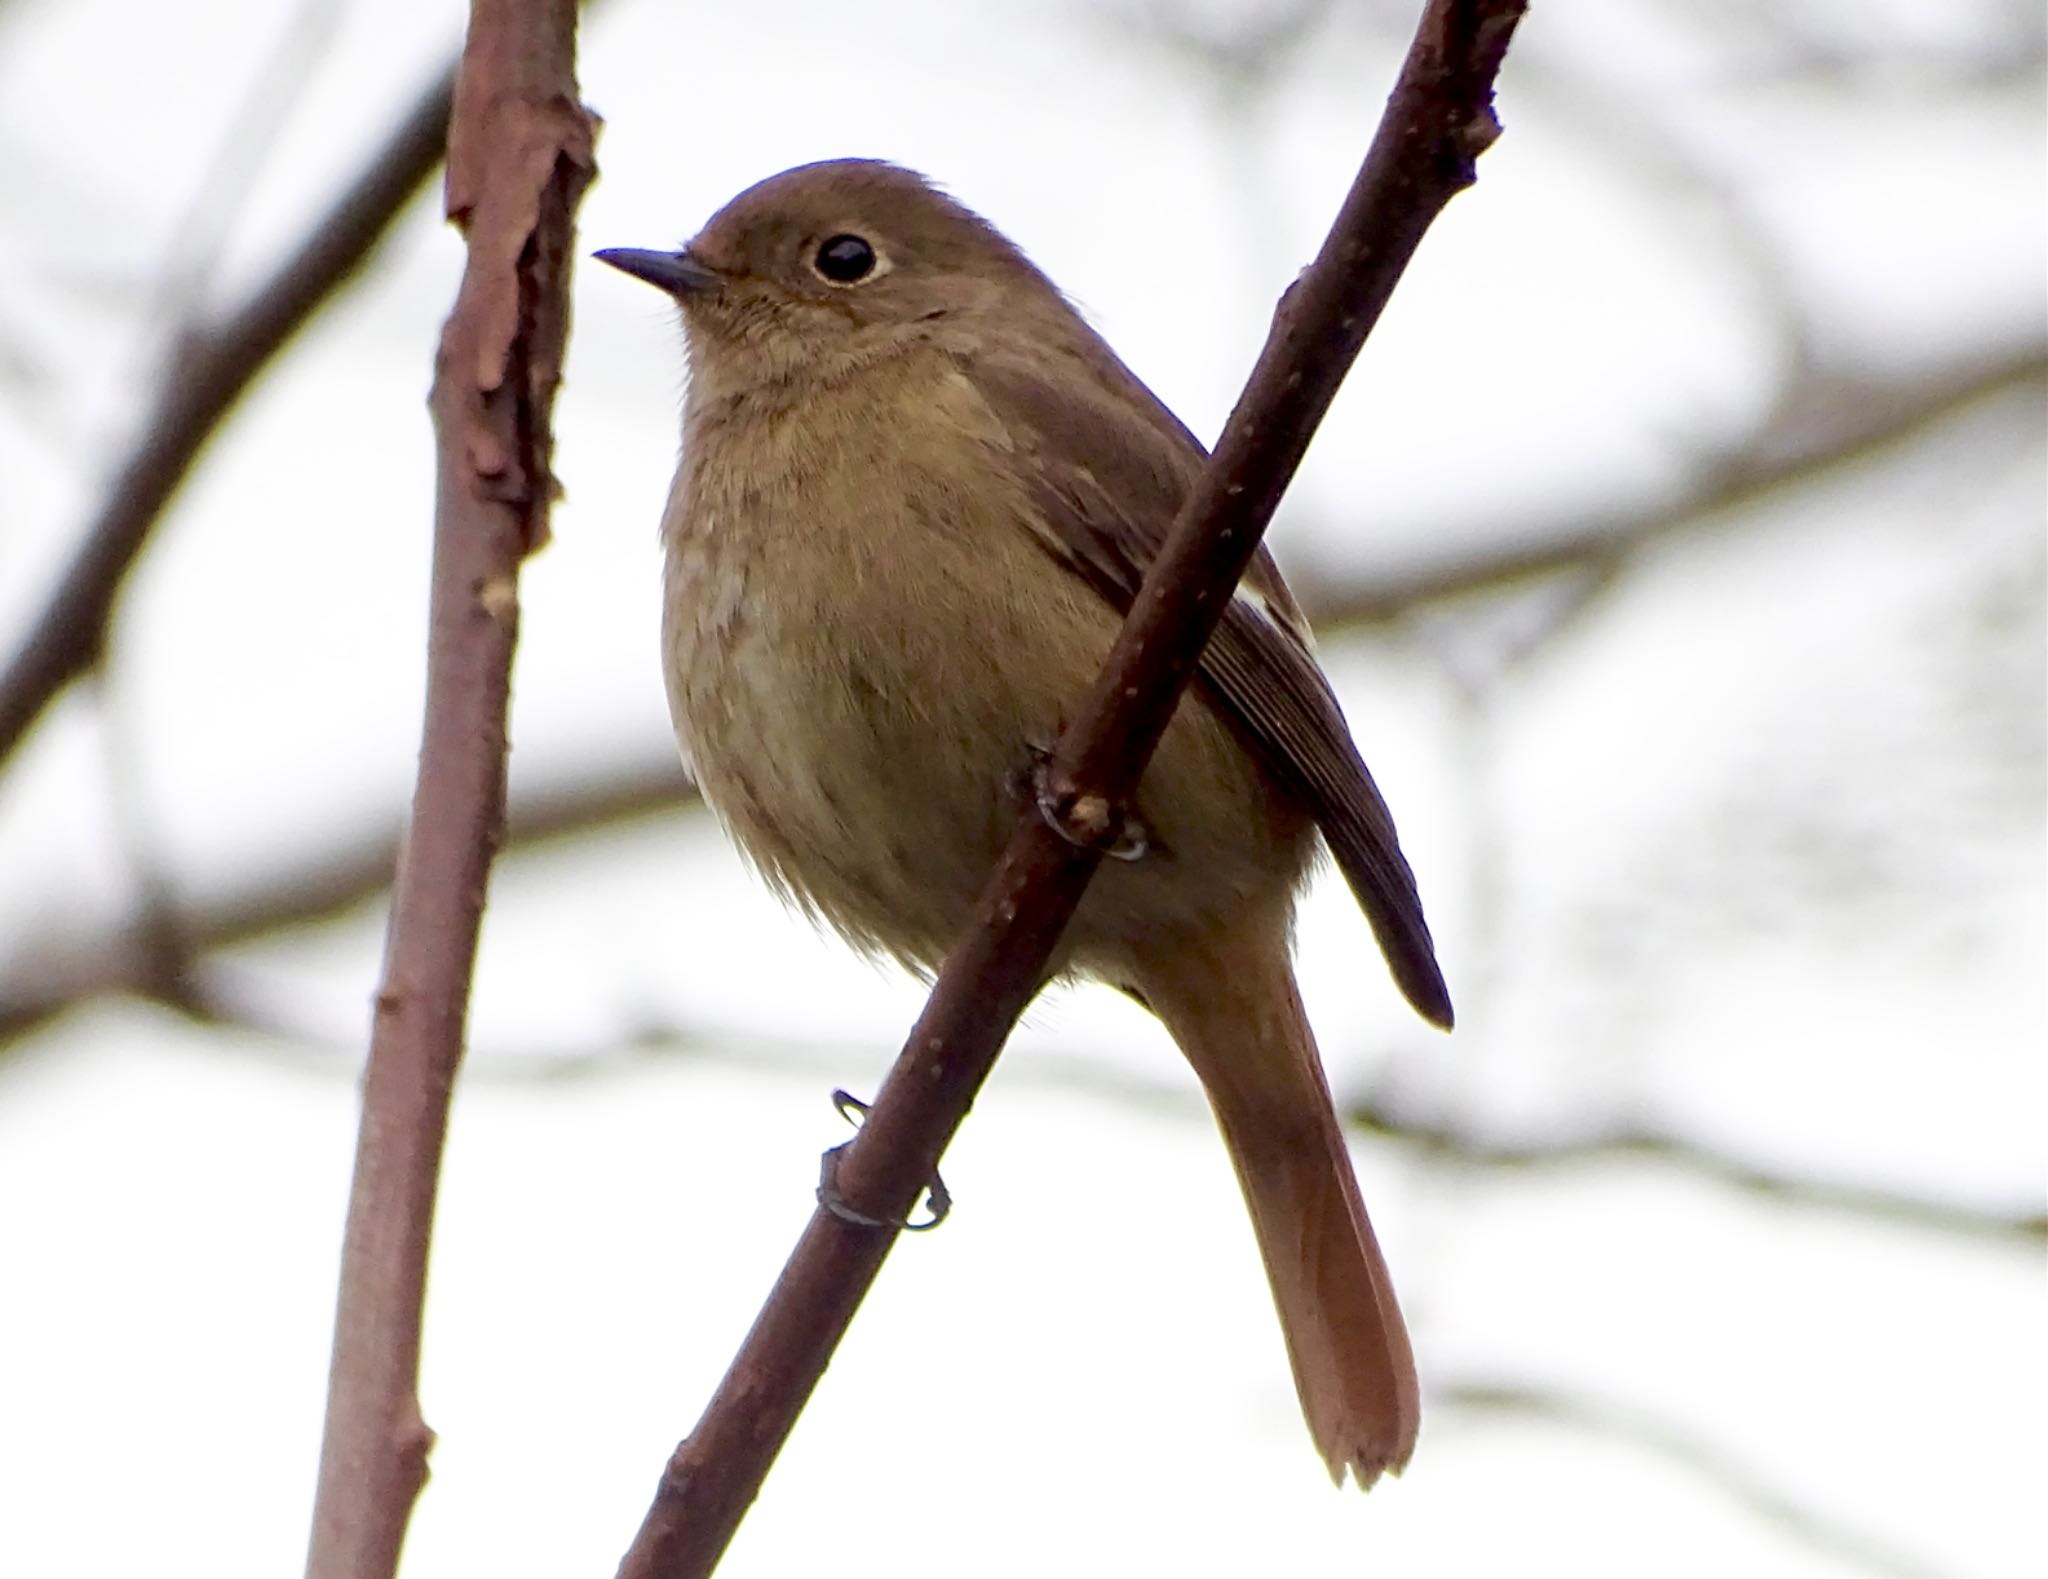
[599,158,1449,1487]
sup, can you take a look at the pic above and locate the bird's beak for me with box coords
[593,247,721,297]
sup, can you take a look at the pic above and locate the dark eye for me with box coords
[814,233,877,284]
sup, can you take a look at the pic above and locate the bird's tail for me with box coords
[1128,924,1418,1487]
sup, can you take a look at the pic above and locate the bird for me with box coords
[597,158,1450,1488]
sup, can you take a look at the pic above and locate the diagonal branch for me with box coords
[0,64,456,769]
[301,5,596,1576]
[615,2,1527,1574]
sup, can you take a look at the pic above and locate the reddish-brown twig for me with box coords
[301,6,595,1577]
[615,3,1526,1574]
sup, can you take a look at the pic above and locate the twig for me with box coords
[614,3,1527,1573]
[301,6,595,1577]
[0,63,456,768]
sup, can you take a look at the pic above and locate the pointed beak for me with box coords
[593,247,721,297]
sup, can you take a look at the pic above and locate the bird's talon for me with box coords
[1030,759,1149,862]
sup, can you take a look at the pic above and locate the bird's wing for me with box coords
[959,340,1452,1028]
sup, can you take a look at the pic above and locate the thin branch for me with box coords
[0,62,456,768]
[615,3,1527,1573]
[1436,1381,1953,1579]
[0,754,693,1044]
[302,6,595,1576]
[1299,344,2048,628]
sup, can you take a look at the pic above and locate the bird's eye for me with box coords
[813,233,878,284]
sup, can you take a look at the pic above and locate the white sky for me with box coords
[0,2,2041,1576]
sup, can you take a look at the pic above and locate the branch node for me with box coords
[476,573,519,629]
[1458,106,1503,158]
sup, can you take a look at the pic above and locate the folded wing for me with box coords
[960,340,1452,1029]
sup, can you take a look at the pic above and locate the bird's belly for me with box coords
[663,520,1069,966]
[661,487,1313,978]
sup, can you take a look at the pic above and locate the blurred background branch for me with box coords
[1300,342,2047,629]
[0,58,455,766]
[1435,1381,1951,1579]
[0,752,693,1041]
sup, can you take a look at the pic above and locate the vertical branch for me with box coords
[302,6,595,1579]
[616,2,1524,1575]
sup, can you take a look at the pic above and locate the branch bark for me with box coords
[615,3,1526,1574]
[301,6,595,1577]
[0,65,457,770]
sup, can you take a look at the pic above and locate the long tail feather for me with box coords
[1128,926,1419,1486]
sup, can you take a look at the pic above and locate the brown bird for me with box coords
[598,159,1450,1488]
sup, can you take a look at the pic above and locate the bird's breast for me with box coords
[657,371,1100,963]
